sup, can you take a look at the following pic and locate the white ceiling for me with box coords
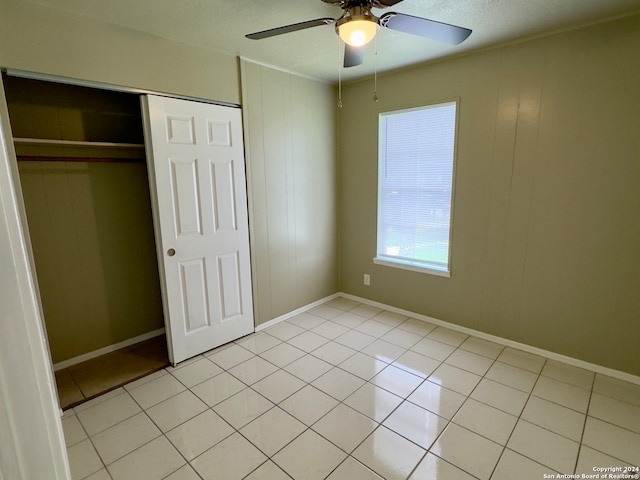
[27,0,640,82]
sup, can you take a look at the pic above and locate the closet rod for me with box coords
[13,137,145,149]
[17,156,144,163]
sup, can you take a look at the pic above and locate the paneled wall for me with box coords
[338,15,640,375]
[241,60,338,326]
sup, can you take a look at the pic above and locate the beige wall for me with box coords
[338,15,640,376]
[0,0,240,105]
[241,60,339,326]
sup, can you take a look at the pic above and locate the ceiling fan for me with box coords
[246,0,472,68]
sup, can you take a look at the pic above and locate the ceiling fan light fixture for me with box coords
[337,15,378,47]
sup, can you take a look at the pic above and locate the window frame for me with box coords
[374,99,460,278]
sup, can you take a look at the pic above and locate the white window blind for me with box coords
[376,101,457,275]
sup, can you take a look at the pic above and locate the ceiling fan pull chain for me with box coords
[373,30,379,102]
[338,36,343,108]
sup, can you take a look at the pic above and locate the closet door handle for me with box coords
[167,248,176,257]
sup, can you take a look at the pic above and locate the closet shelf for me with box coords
[13,137,145,149]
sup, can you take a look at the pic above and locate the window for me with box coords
[375,101,458,277]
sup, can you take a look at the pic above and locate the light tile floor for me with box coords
[62,297,640,480]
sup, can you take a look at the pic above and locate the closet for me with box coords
[3,74,168,407]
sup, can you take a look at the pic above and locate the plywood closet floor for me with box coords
[55,335,169,410]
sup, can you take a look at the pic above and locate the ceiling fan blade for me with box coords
[246,18,334,40]
[379,12,471,45]
[344,44,364,68]
[372,0,404,7]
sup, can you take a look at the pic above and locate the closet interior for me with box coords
[3,74,169,409]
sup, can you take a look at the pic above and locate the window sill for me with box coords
[373,257,451,278]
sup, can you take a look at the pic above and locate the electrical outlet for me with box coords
[363,274,370,286]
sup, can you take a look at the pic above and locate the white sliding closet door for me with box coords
[142,95,254,365]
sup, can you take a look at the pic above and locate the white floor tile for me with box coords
[62,414,87,448]
[244,460,292,480]
[264,321,306,341]
[76,391,142,436]
[213,388,274,429]
[228,356,279,385]
[311,341,357,365]
[353,426,425,480]
[507,419,580,473]
[491,449,554,480]
[240,406,306,456]
[286,330,330,352]
[168,357,222,388]
[236,332,282,354]
[592,374,640,407]
[190,432,267,480]
[458,336,504,359]
[258,342,306,368]
[496,347,546,373]
[582,417,640,465]
[107,436,185,480]
[444,348,494,376]
[361,339,407,363]
[287,312,327,330]
[283,354,333,383]
[146,389,208,432]
[311,320,350,340]
[67,438,104,480]
[410,337,456,361]
[344,382,403,423]
[127,374,186,410]
[392,350,441,379]
[273,429,347,480]
[355,319,395,337]
[312,367,366,401]
[397,318,437,336]
[313,403,377,453]
[339,352,388,380]
[83,469,112,480]
[470,378,529,416]
[371,364,423,398]
[310,304,344,320]
[251,368,306,404]
[409,452,476,480]
[280,385,339,426]
[332,311,370,329]
[521,395,586,441]
[426,327,468,347]
[428,363,481,396]
[190,371,246,406]
[541,360,594,390]
[334,329,377,350]
[164,464,201,480]
[373,310,409,327]
[205,343,255,370]
[432,423,502,480]
[91,412,161,464]
[326,457,384,479]
[380,327,422,349]
[574,446,631,476]
[589,392,640,433]
[408,381,466,419]
[166,409,234,461]
[485,361,538,393]
[532,375,591,413]
[452,398,517,445]
[326,297,360,311]
[383,401,448,449]
[350,304,383,319]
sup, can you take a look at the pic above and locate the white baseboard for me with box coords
[339,293,640,386]
[254,293,342,332]
[53,328,166,371]
[254,291,640,386]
